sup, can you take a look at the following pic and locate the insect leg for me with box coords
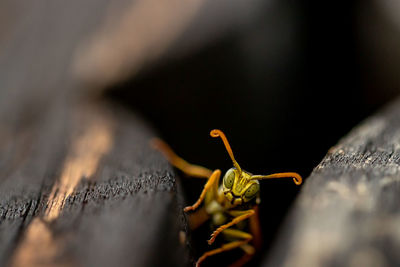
[151,138,213,178]
[229,243,256,267]
[187,206,210,230]
[208,209,255,244]
[187,170,224,230]
[184,169,221,212]
[229,207,261,267]
[196,229,253,267]
[248,205,262,250]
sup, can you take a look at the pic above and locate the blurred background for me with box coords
[2,0,400,265]
[77,0,400,264]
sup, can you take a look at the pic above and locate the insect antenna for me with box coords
[210,129,242,173]
[251,172,302,185]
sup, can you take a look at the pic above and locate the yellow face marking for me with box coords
[223,168,259,203]
[232,171,252,197]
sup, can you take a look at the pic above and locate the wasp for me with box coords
[152,129,302,267]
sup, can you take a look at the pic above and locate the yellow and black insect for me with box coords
[152,129,302,267]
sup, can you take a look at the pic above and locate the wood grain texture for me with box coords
[0,101,189,267]
[264,98,400,267]
[0,1,189,266]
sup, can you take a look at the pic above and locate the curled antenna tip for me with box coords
[293,176,302,185]
[291,173,303,185]
[210,129,221,137]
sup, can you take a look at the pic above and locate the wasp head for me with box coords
[222,168,260,205]
[211,129,301,206]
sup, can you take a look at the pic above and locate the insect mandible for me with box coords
[152,129,302,267]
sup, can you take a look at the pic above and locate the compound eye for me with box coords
[223,168,235,189]
[245,183,259,199]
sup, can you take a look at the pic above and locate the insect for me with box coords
[152,129,302,267]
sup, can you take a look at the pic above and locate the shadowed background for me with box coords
[1,0,400,266]
[95,0,400,264]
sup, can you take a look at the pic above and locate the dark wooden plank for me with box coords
[1,101,189,267]
[264,97,400,267]
[0,1,190,266]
